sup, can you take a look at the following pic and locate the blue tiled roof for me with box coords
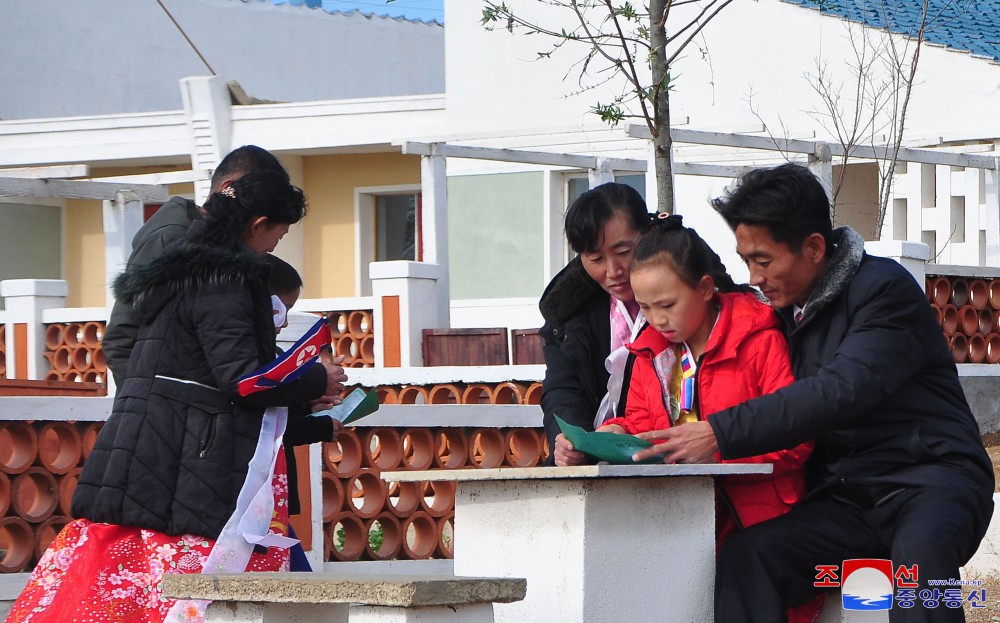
[786,0,1000,62]
[242,0,442,25]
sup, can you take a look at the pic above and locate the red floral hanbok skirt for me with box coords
[5,450,290,623]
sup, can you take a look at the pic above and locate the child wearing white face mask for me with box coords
[265,254,344,571]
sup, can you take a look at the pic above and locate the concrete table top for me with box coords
[381,463,773,482]
[161,573,526,607]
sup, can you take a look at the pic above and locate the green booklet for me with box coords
[310,388,380,425]
[555,415,662,465]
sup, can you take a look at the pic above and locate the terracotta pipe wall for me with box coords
[57,467,81,516]
[376,386,399,404]
[959,306,980,336]
[990,280,1000,310]
[950,335,970,364]
[12,467,58,523]
[386,480,422,518]
[524,382,543,405]
[968,334,987,364]
[434,430,469,470]
[505,429,543,468]
[0,471,10,517]
[397,385,429,405]
[365,513,403,561]
[940,305,959,336]
[321,472,344,523]
[33,515,70,560]
[80,423,103,459]
[401,428,435,471]
[491,382,526,405]
[348,468,389,519]
[37,421,82,475]
[0,516,34,572]
[401,511,437,559]
[987,334,1000,364]
[461,384,493,405]
[436,514,455,559]
[951,278,970,307]
[327,512,367,562]
[427,384,461,405]
[419,481,455,518]
[969,279,989,310]
[1,421,39,475]
[347,310,372,339]
[363,428,403,471]
[929,276,952,306]
[468,429,506,469]
[323,429,363,479]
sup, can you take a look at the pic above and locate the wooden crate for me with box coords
[422,328,510,366]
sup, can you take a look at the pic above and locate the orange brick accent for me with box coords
[381,296,401,367]
[14,324,28,379]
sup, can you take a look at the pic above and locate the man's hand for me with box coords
[553,433,589,466]
[631,420,719,464]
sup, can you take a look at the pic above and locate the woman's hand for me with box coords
[554,433,589,466]
[597,424,626,434]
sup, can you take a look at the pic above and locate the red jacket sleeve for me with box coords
[601,356,666,436]
[719,328,813,478]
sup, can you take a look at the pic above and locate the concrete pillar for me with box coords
[102,190,143,307]
[0,279,68,380]
[420,148,450,328]
[864,240,930,286]
[369,261,441,367]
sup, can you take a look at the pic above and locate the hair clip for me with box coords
[646,211,683,230]
[219,186,236,199]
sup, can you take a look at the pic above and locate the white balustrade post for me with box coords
[864,240,931,286]
[370,261,440,367]
[103,190,144,307]
[587,158,615,187]
[808,142,834,207]
[0,279,68,380]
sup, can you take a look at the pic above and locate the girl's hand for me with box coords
[554,433,589,466]
[597,424,627,435]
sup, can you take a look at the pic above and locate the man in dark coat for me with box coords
[102,145,289,389]
[634,164,994,623]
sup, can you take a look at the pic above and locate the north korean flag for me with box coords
[237,316,332,396]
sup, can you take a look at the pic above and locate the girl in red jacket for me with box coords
[599,213,821,622]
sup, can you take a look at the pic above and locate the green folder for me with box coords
[310,388,380,425]
[554,415,662,465]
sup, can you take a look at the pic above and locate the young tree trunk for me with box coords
[649,0,674,214]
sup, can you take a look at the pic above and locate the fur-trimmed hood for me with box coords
[539,256,608,324]
[113,243,269,322]
[795,226,865,324]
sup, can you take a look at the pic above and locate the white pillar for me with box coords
[985,159,1000,267]
[369,260,441,367]
[420,148,450,328]
[453,476,715,623]
[864,240,930,286]
[103,190,144,307]
[0,279,68,380]
[180,76,233,204]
